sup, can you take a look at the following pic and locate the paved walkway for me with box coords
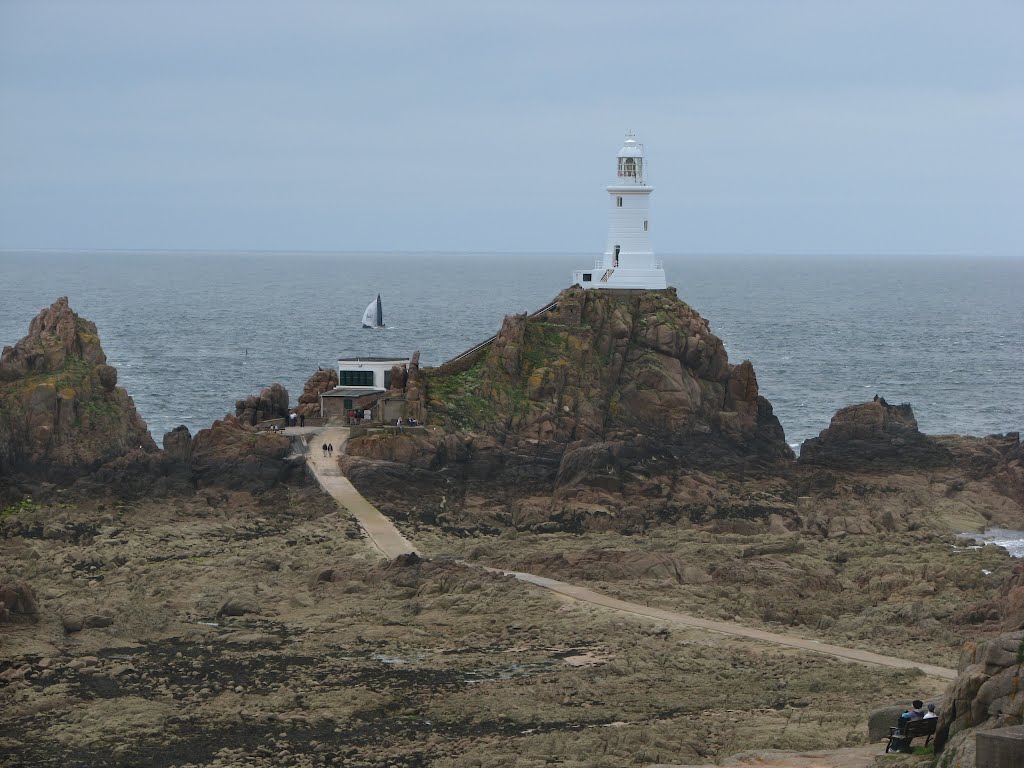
[303,432,955,681]
[484,567,956,680]
[305,426,418,559]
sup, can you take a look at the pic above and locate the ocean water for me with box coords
[963,529,1024,559]
[1,252,1022,450]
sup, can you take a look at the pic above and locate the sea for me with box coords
[1,252,1022,453]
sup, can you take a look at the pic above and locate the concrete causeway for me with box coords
[304,426,418,559]
[303,427,956,681]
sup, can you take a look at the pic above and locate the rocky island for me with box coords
[2,294,1022,768]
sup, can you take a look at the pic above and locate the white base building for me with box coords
[572,133,667,291]
[318,356,409,419]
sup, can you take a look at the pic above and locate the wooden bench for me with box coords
[885,717,937,753]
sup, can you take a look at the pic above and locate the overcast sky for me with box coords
[1,1,1021,255]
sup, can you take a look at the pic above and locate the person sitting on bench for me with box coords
[900,700,925,724]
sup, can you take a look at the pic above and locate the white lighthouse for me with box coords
[572,132,667,290]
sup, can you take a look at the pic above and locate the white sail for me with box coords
[361,298,377,328]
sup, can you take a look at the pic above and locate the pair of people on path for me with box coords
[321,442,334,457]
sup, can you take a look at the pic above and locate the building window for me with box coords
[340,370,374,387]
[582,273,592,282]
[644,220,648,231]
[384,370,392,389]
[617,196,623,207]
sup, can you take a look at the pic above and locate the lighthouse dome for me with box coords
[618,138,643,158]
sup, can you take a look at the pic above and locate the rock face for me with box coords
[0,580,39,624]
[235,383,289,426]
[992,436,1024,505]
[799,397,952,470]
[295,368,338,418]
[417,287,791,465]
[934,631,1024,768]
[187,415,302,490]
[0,297,156,480]
[162,425,193,463]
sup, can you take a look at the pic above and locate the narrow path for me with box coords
[484,567,956,680]
[304,435,955,681]
[305,427,417,559]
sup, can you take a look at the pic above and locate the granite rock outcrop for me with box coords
[168,416,302,491]
[235,383,289,426]
[415,287,791,465]
[0,299,310,498]
[934,630,1024,768]
[0,297,156,482]
[295,368,338,418]
[799,397,953,470]
[344,288,795,533]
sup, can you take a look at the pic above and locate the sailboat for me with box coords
[361,294,384,329]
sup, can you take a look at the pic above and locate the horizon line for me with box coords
[1,248,1021,259]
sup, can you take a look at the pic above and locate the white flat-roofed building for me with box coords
[318,356,410,419]
[336,356,408,390]
[572,132,667,290]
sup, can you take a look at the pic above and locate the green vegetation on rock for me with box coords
[520,321,568,372]
[1,497,38,520]
[425,360,498,432]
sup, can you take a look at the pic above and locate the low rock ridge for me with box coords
[162,416,303,491]
[799,397,954,470]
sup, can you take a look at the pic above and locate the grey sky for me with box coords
[1,0,1021,255]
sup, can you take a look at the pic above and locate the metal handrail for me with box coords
[440,300,560,368]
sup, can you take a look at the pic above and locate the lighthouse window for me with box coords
[616,196,623,207]
[582,273,592,282]
[618,157,638,178]
[644,220,648,231]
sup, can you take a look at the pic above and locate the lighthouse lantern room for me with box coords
[572,132,667,290]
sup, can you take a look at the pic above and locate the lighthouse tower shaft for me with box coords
[572,134,667,290]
